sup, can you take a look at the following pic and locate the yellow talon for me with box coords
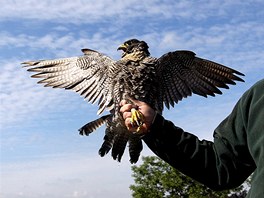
[130,108,145,132]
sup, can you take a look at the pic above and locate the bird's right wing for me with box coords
[22,49,115,114]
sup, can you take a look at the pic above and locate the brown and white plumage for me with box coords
[22,38,244,163]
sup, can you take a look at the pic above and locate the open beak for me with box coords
[117,44,127,51]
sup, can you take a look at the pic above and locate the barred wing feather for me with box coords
[156,50,245,111]
[22,49,115,115]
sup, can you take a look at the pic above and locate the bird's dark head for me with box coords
[118,39,150,58]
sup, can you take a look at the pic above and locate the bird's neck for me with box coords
[122,51,149,62]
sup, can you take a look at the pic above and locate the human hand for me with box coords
[119,100,157,133]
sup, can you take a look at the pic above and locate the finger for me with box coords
[120,103,138,114]
[122,111,132,120]
[125,118,148,133]
[128,98,146,106]
[120,103,133,114]
[124,118,137,131]
[119,100,128,106]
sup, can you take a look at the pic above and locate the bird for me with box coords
[22,38,244,163]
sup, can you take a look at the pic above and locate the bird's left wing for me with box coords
[22,49,115,114]
[155,50,244,111]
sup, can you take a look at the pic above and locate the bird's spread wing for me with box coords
[156,50,244,110]
[22,49,115,114]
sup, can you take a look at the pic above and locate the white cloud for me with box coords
[1,145,155,198]
[0,153,135,198]
[1,0,262,24]
[0,31,123,59]
[0,0,149,23]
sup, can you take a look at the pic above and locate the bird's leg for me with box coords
[130,108,145,132]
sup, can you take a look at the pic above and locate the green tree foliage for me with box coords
[130,156,249,198]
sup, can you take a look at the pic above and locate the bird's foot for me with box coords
[130,108,145,132]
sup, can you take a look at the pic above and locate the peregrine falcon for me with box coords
[22,39,244,163]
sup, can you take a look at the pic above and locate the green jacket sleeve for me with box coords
[143,79,264,193]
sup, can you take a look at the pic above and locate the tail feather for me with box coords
[111,129,129,162]
[129,135,143,163]
[79,115,111,136]
[79,114,144,163]
[99,122,130,162]
[99,127,115,157]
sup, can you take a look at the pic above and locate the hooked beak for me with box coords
[117,44,127,51]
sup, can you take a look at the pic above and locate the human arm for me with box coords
[119,81,263,190]
[142,112,255,191]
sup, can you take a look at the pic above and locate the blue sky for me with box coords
[0,0,263,197]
